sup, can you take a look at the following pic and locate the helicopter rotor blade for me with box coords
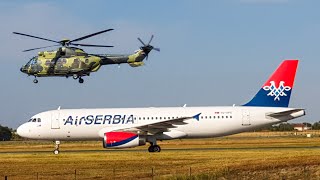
[71,43,114,47]
[13,32,60,44]
[137,38,146,46]
[153,47,160,52]
[70,29,114,43]
[148,35,154,45]
[22,45,60,52]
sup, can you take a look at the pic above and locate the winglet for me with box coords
[193,113,201,121]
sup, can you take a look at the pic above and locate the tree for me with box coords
[277,123,294,131]
[0,125,12,141]
[312,122,320,130]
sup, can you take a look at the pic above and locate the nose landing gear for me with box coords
[53,140,60,155]
[33,76,38,83]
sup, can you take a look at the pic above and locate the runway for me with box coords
[1,145,320,154]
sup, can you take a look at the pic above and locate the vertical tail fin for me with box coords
[243,60,299,107]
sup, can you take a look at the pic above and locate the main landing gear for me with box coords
[72,74,84,83]
[148,142,161,153]
[53,140,60,155]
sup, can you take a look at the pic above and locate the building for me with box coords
[293,124,311,131]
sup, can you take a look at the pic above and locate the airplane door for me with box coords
[242,110,251,126]
[51,111,60,129]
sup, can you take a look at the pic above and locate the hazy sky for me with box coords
[1,0,319,128]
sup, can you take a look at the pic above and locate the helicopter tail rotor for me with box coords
[137,35,160,60]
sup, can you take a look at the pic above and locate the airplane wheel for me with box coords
[148,145,161,153]
[79,78,84,84]
[33,79,38,83]
[73,74,79,79]
[153,145,161,152]
[148,146,154,152]
[53,149,59,155]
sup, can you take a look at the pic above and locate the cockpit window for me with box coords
[28,119,32,122]
[26,56,38,67]
[32,118,36,122]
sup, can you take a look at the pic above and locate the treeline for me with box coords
[0,124,12,141]
[256,122,318,132]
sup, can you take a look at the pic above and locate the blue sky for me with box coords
[0,0,319,128]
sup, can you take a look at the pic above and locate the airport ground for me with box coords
[1,131,320,179]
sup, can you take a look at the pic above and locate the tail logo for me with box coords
[263,81,291,101]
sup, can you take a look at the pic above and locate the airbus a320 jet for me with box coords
[17,60,305,154]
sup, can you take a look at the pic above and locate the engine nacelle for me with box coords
[103,132,146,149]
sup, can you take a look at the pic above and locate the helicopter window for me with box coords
[28,119,32,122]
[37,118,41,122]
[32,118,36,122]
[26,56,38,66]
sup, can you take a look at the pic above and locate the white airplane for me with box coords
[17,60,305,154]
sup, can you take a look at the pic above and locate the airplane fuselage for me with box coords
[17,106,305,141]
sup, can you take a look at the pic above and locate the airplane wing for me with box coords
[98,113,201,137]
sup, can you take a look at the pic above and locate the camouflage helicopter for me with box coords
[13,29,159,83]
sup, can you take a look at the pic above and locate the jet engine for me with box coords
[103,132,146,148]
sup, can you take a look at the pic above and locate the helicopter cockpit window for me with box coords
[32,118,36,122]
[26,56,38,67]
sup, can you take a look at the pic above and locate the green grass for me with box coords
[1,133,320,179]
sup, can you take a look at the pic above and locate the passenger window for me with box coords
[37,118,41,122]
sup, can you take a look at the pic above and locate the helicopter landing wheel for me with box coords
[78,77,84,84]
[33,78,38,84]
[73,74,79,80]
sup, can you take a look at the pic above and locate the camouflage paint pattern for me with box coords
[20,47,148,77]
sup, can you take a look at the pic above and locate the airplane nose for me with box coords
[17,124,28,138]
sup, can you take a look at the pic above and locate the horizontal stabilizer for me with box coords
[267,109,305,118]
